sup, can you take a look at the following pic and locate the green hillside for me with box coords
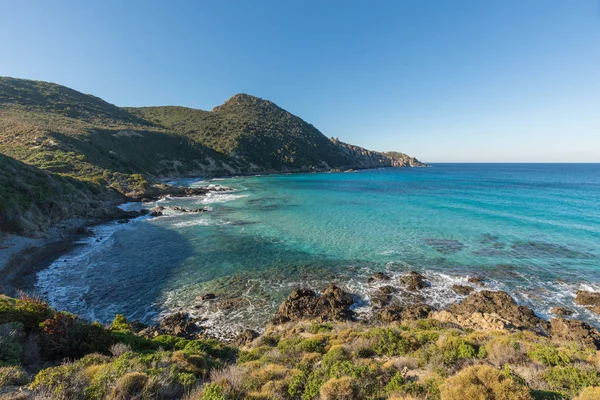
[0,77,425,233]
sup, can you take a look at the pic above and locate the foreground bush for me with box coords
[439,365,532,400]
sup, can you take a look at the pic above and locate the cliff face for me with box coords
[330,138,427,169]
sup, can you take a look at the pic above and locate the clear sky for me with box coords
[1,1,599,162]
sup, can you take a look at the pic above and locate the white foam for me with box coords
[200,192,249,204]
[171,219,231,228]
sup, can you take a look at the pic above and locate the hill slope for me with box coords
[0,77,425,233]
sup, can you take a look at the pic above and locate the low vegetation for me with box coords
[0,293,598,399]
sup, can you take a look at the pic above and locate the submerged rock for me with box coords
[368,272,391,283]
[434,290,549,334]
[201,293,216,301]
[272,284,355,324]
[399,271,429,291]
[425,238,464,254]
[467,276,485,286]
[550,318,600,349]
[452,285,474,295]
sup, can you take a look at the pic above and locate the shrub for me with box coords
[109,343,132,357]
[528,345,571,366]
[210,364,246,393]
[366,328,412,356]
[0,366,28,387]
[542,366,600,398]
[439,365,533,400]
[310,322,333,334]
[575,387,600,400]
[41,312,114,359]
[108,372,150,400]
[13,293,53,330]
[299,338,326,354]
[110,314,130,332]
[385,372,406,393]
[197,382,233,400]
[320,376,357,400]
[484,335,526,367]
[31,362,89,399]
[0,323,23,365]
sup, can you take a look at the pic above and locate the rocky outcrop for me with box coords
[550,307,574,316]
[272,284,355,324]
[399,271,429,291]
[452,285,474,295]
[376,304,435,323]
[431,291,549,334]
[330,138,427,169]
[235,329,260,346]
[139,312,204,339]
[550,318,600,349]
[574,291,600,314]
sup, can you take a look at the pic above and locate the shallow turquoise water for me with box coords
[37,164,600,336]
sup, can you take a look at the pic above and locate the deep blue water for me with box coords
[37,164,600,336]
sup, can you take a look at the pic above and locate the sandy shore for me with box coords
[0,220,90,295]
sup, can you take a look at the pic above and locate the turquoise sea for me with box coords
[37,164,600,337]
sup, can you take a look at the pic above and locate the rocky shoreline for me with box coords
[146,271,600,350]
[0,183,232,296]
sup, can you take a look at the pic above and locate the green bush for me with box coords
[440,365,532,400]
[110,314,130,332]
[200,382,233,400]
[366,328,412,356]
[543,366,600,398]
[0,365,29,387]
[299,338,326,354]
[528,345,572,366]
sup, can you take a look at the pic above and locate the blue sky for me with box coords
[1,1,599,162]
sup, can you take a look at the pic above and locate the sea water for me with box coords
[36,164,600,337]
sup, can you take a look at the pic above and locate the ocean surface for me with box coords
[37,164,600,337]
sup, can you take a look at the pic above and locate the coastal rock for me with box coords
[468,276,485,286]
[550,318,600,349]
[550,306,574,317]
[452,285,474,295]
[377,306,403,323]
[150,206,164,217]
[399,271,429,291]
[376,304,434,323]
[402,304,435,320]
[445,290,549,334]
[368,272,391,283]
[235,329,260,346]
[157,312,204,339]
[201,293,216,301]
[574,291,600,314]
[431,310,520,332]
[272,284,355,324]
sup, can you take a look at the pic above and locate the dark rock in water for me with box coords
[425,238,464,254]
[452,285,474,295]
[511,241,592,259]
[235,329,259,346]
[150,206,164,217]
[272,284,355,324]
[449,290,549,335]
[550,306,574,317]
[117,219,129,224]
[468,276,484,286]
[399,271,429,291]
[201,293,216,301]
[371,290,392,308]
[550,318,600,349]
[171,206,188,212]
[76,226,95,237]
[368,272,391,283]
[380,285,396,294]
[574,291,600,314]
